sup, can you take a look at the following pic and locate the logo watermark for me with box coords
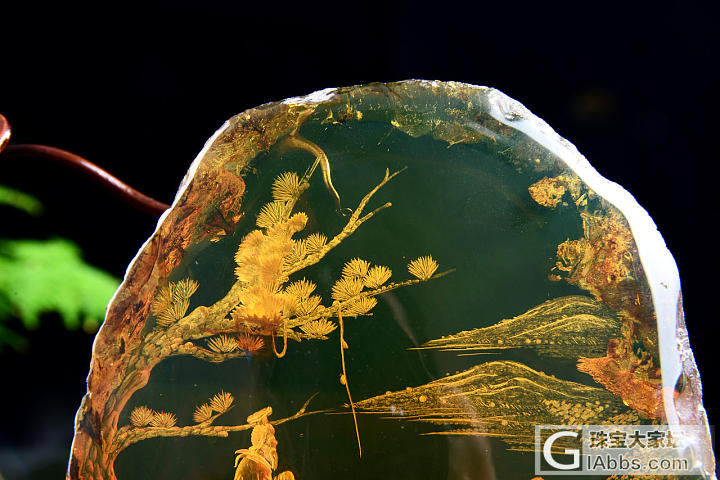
[535,425,707,476]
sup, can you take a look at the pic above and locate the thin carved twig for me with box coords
[113,394,320,456]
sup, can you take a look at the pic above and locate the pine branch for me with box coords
[172,342,247,363]
[161,170,403,344]
[324,270,454,321]
[169,283,245,341]
[112,394,319,455]
[287,168,404,277]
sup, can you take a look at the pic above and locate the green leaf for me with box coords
[0,185,43,216]
[0,238,119,347]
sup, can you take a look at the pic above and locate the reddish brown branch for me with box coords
[2,144,170,216]
[0,113,169,216]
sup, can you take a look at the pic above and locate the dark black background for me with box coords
[1,1,717,478]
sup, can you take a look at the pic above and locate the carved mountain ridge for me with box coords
[417,295,620,358]
[354,360,633,448]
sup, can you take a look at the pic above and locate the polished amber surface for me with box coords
[68,81,713,479]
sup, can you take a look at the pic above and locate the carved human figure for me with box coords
[234,407,295,480]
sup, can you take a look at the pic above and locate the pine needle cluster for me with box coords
[209,391,234,413]
[407,256,439,281]
[150,411,177,428]
[271,172,303,202]
[152,279,199,327]
[130,406,155,427]
[236,333,264,353]
[207,335,238,353]
[330,258,393,317]
[301,319,338,336]
[192,403,214,423]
